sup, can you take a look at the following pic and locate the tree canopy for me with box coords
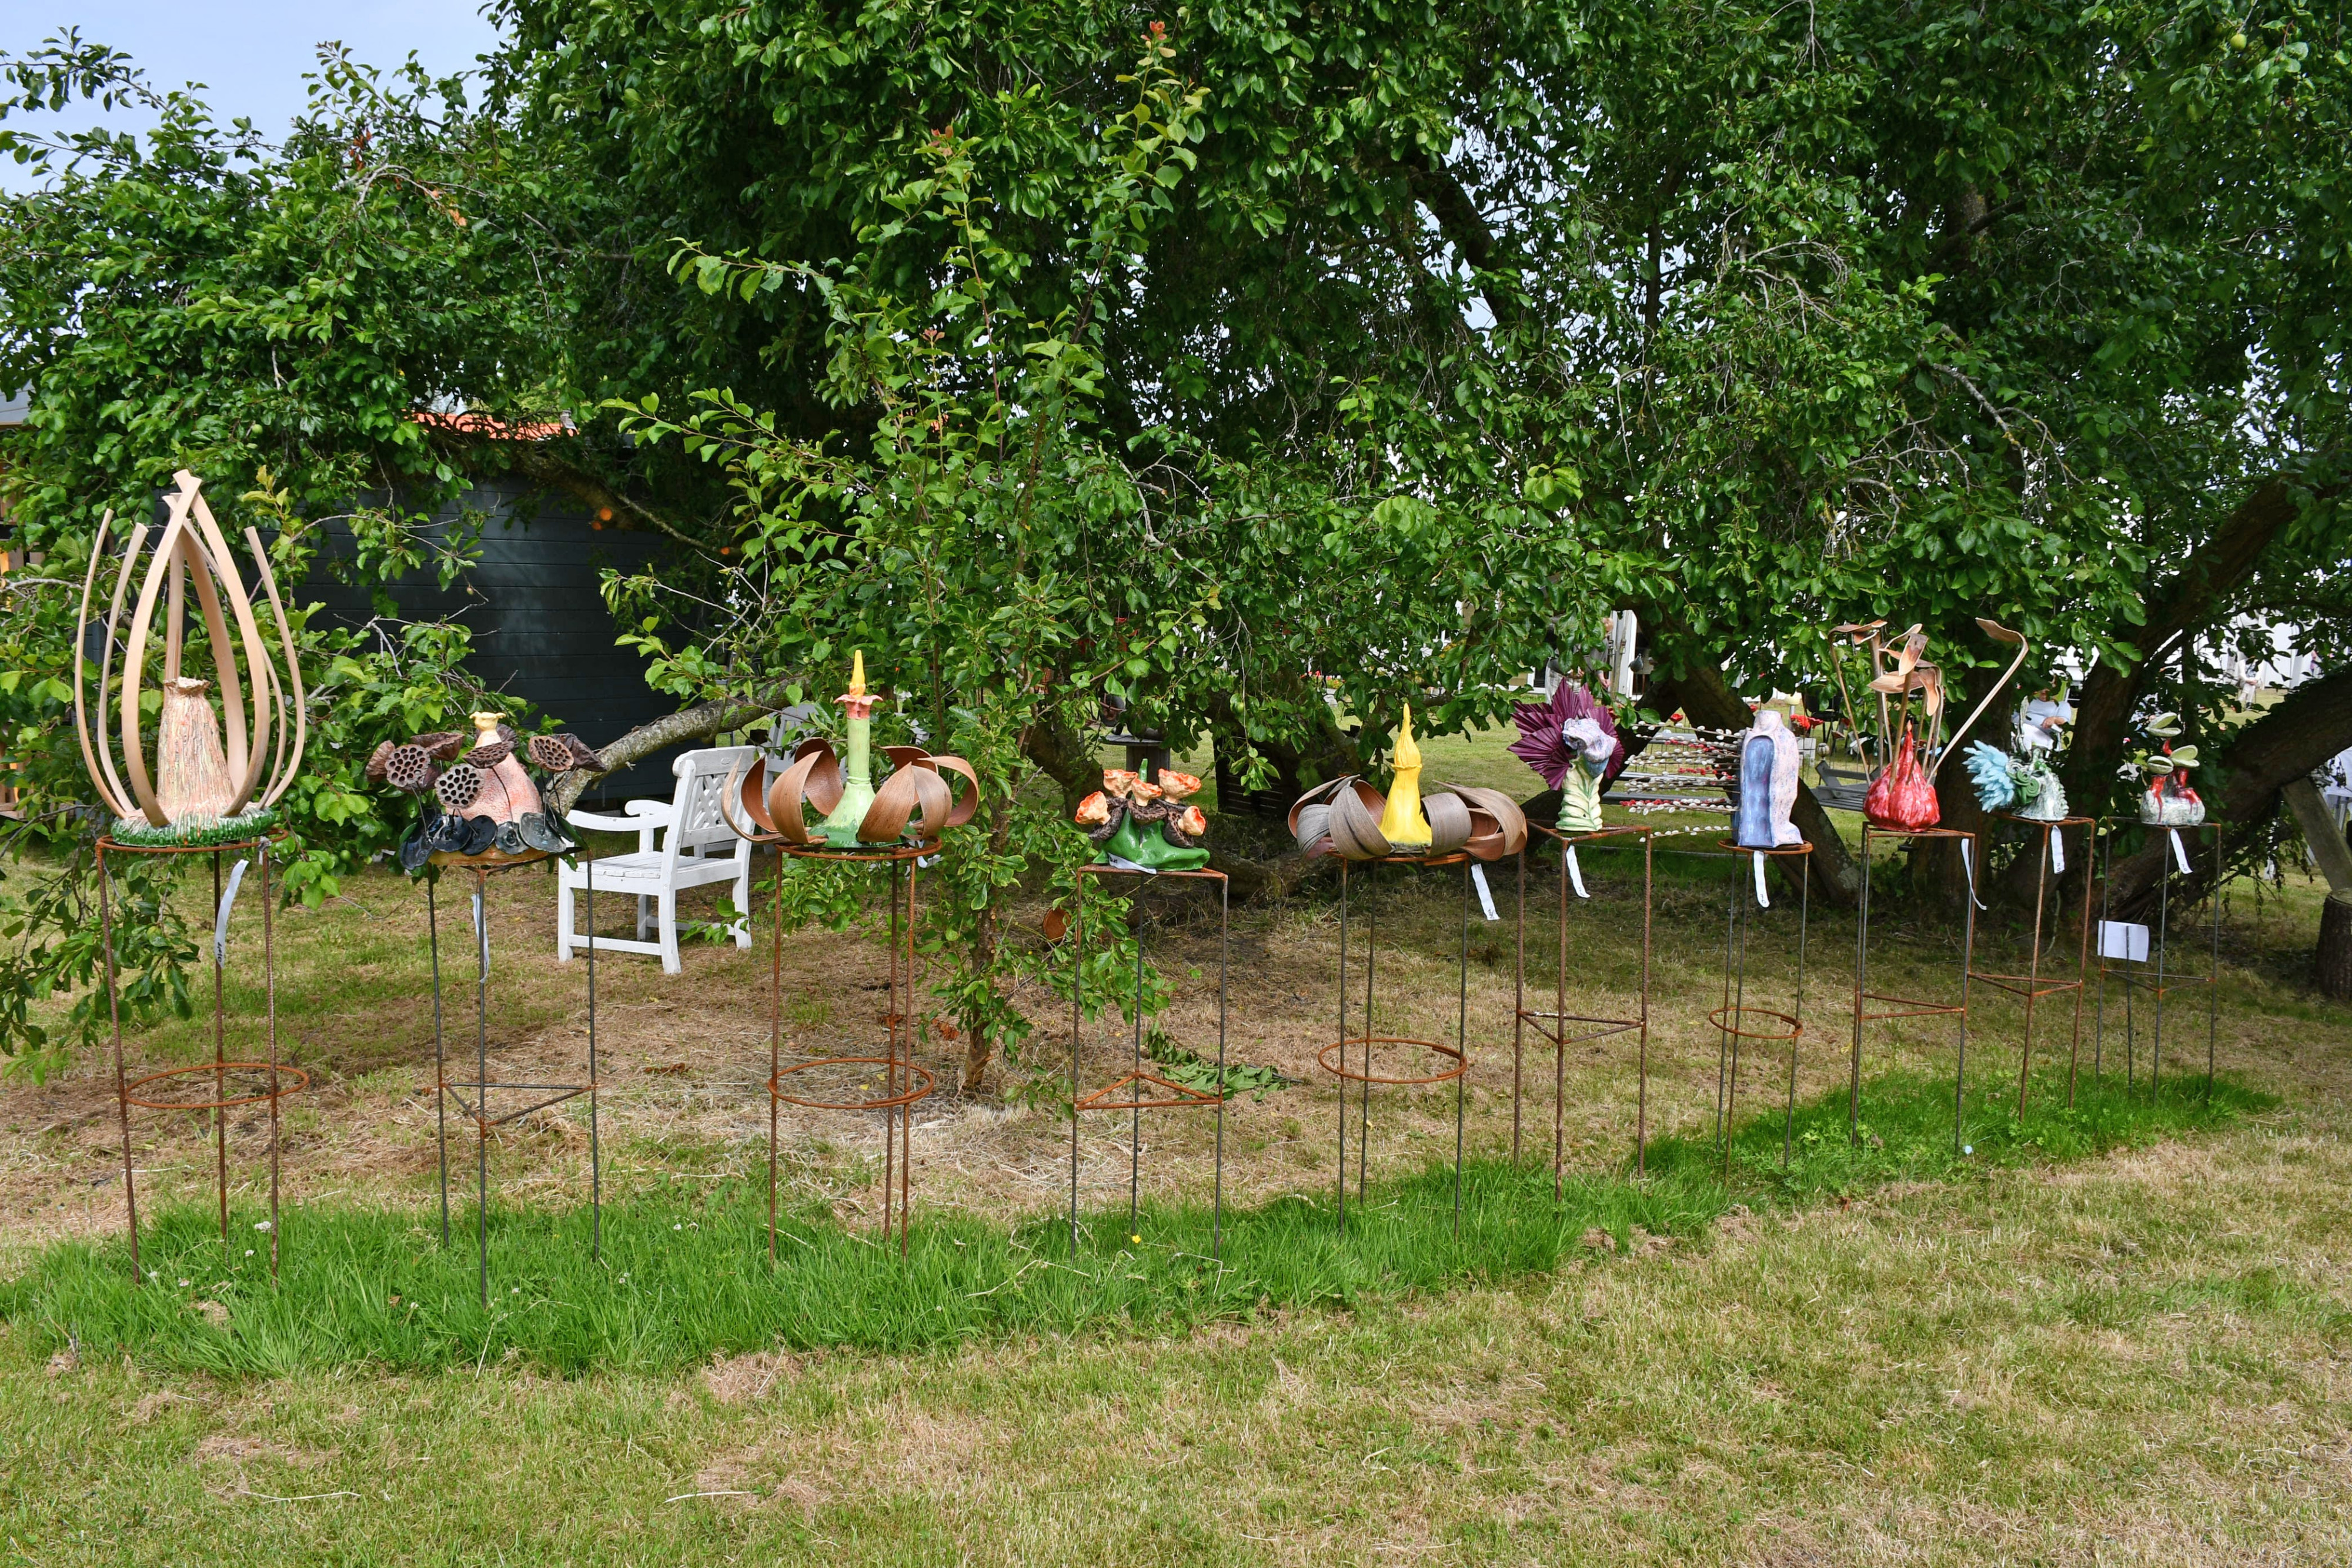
[1,0,2346,1076]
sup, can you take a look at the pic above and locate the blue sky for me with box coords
[4,1,502,183]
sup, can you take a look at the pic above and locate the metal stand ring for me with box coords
[1316,1035,1468,1086]
[122,1061,310,1112]
[769,1057,937,1113]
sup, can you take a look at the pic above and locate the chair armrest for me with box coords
[568,801,674,854]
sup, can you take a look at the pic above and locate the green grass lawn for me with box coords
[1,790,2348,1563]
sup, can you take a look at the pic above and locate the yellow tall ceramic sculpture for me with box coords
[1375,704,1434,847]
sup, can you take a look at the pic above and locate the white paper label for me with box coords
[212,857,249,966]
[472,891,489,981]
[2049,827,2066,875]
[2098,920,2151,962]
[2170,828,2191,875]
[1471,863,1500,921]
[1960,838,1985,910]
[1564,847,1589,900]
[1753,851,1770,908]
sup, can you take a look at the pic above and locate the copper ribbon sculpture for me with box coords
[1289,777,1527,862]
[723,739,981,847]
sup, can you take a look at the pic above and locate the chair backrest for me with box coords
[665,746,760,858]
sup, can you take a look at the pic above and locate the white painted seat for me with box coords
[557,746,757,975]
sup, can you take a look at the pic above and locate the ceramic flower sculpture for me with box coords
[720,653,981,848]
[2123,715,2204,826]
[1289,706,1527,862]
[71,471,308,847]
[371,716,598,869]
[1732,709,1805,849]
[1508,681,1625,834]
[1075,767,1210,871]
[1963,741,2069,821]
[1825,616,2030,832]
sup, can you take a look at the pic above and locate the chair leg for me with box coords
[637,894,653,942]
[659,890,681,975]
[557,873,574,963]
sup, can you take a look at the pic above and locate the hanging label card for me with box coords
[472,890,489,980]
[2170,828,2192,875]
[1564,846,1589,900]
[2049,825,2066,875]
[212,857,250,966]
[2097,920,2151,963]
[1471,862,1500,922]
[1753,850,1771,909]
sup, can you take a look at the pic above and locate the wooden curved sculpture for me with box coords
[72,470,308,845]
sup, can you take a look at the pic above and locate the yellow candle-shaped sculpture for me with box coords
[1377,703,1433,847]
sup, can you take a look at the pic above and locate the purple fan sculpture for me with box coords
[1511,681,1624,833]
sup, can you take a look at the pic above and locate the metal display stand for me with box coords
[1514,823,1654,1186]
[1967,815,2094,1112]
[1321,853,1475,1235]
[1065,865,1229,1260]
[98,837,305,1281]
[1714,841,1813,1171]
[430,848,599,1307]
[1849,825,1976,1154]
[2093,819,2224,1098]
[764,841,933,1261]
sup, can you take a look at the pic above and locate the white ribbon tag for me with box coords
[2170,828,2191,875]
[1564,847,1589,901]
[1752,851,1770,909]
[212,857,250,966]
[2049,827,2066,875]
[1471,863,1499,922]
[1960,838,1985,910]
[472,890,489,981]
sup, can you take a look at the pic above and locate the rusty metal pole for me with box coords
[99,845,141,1281]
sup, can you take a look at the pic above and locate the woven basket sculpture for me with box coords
[72,471,308,847]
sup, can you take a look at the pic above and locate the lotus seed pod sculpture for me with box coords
[370,713,595,870]
[72,470,308,847]
[1509,681,1625,833]
[719,655,981,849]
[1289,706,1526,863]
[1075,767,1210,871]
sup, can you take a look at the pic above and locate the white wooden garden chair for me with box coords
[556,745,757,975]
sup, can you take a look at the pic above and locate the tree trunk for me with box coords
[2063,476,2335,817]
[2319,895,2352,1001]
[543,689,785,815]
[961,791,1017,1095]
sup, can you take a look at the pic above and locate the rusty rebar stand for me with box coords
[2092,819,2225,1099]
[764,841,933,1261]
[1514,823,1654,1187]
[429,847,599,1308]
[1967,815,2094,1114]
[1321,853,1474,1238]
[1714,840,1813,1171]
[1849,825,1976,1155]
[1066,865,1229,1261]
[98,836,305,1282]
